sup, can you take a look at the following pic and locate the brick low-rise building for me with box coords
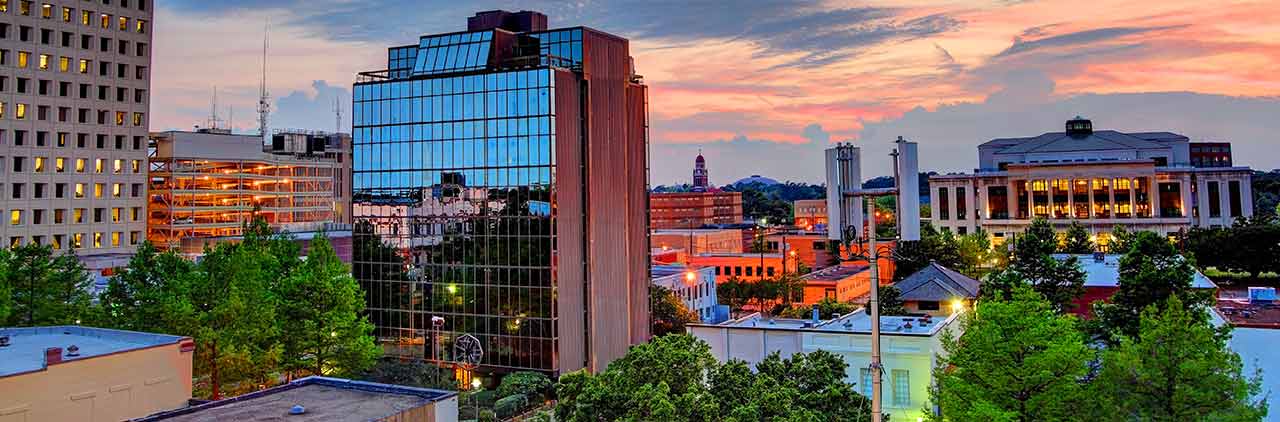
[650,191,743,229]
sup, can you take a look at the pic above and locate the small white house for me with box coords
[688,309,963,420]
[652,264,720,323]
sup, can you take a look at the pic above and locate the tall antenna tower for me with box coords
[333,96,343,134]
[207,86,223,130]
[256,19,271,138]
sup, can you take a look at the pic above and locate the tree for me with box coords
[1,244,92,327]
[497,371,554,403]
[651,285,700,337]
[955,228,994,276]
[191,240,283,399]
[98,242,197,334]
[992,219,1086,313]
[0,249,12,324]
[1094,231,1212,341]
[931,287,1094,421]
[556,334,873,422]
[277,235,380,378]
[893,223,963,281]
[878,284,906,316]
[355,358,456,390]
[1096,296,1267,421]
[1061,222,1094,254]
[1108,225,1136,254]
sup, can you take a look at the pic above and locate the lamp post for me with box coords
[470,378,481,418]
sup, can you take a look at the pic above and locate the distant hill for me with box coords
[732,175,780,186]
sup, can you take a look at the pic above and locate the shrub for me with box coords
[478,409,499,422]
[495,393,529,419]
[496,371,553,402]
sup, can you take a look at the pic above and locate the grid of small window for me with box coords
[411,31,492,76]
[386,45,416,79]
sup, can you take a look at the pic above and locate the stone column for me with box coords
[1150,177,1161,218]
[1242,174,1255,218]
[1195,176,1210,227]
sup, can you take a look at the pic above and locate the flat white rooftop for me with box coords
[0,326,187,377]
[1054,254,1217,289]
[716,309,957,336]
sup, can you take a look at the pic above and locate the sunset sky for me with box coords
[155,0,1280,185]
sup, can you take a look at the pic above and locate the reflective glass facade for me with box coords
[354,14,650,376]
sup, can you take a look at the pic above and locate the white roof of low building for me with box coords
[0,326,187,377]
[1053,254,1217,289]
[713,309,959,337]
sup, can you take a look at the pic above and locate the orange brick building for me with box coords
[798,257,895,305]
[686,253,800,283]
[650,192,743,229]
[793,199,828,230]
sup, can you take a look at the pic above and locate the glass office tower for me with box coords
[352,10,649,376]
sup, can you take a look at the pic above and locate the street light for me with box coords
[470,378,482,418]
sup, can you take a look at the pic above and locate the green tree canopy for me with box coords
[893,223,963,281]
[652,285,700,337]
[878,284,906,316]
[984,219,1085,313]
[1108,225,1136,254]
[1095,231,1212,341]
[1096,296,1267,421]
[1,244,92,327]
[931,287,1094,421]
[191,239,283,399]
[98,242,197,334]
[1060,221,1095,254]
[277,235,380,378]
[555,334,873,422]
[779,297,858,319]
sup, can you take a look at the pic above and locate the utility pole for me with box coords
[867,198,882,422]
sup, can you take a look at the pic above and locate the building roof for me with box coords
[135,377,457,421]
[0,326,188,378]
[1053,254,1218,289]
[894,263,980,302]
[710,309,959,337]
[981,130,1184,155]
[801,264,869,282]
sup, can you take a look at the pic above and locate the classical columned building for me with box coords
[930,117,1252,246]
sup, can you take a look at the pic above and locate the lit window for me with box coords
[39,3,49,18]
[79,59,89,73]
[131,159,140,173]
[94,159,103,173]
[129,231,139,245]
[75,158,85,173]
[93,183,103,198]
[33,157,44,172]
[81,10,90,26]
[132,112,143,126]
[0,102,5,119]
[51,235,62,249]
[115,111,125,126]
[17,51,29,68]
[15,103,26,120]
[93,232,102,248]
[73,208,84,223]
[58,56,68,72]
[18,0,29,16]
[111,208,120,222]
[38,54,49,70]
[111,232,120,247]
[10,210,20,225]
[112,183,121,198]
[118,16,127,31]
[72,233,83,248]
[100,14,110,29]
[0,1,7,13]
[112,159,122,173]
[55,157,64,172]
[136,19,146,34]
[74,183,84,198]
[61,6,70,22]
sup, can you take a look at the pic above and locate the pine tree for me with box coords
[1096,296,1267,421]
[277,235,380,378]
[1095,231,1212,341]
[99,242,197,334]
[1061,221,1095,254]
[1,244,92,326]
[191,240,282,399]
[931,287,1095,421]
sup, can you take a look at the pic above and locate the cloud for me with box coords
[996,26,1176,58]
[650,124,835,186]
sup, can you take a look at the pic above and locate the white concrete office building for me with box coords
[0,0,153,264]
[931,117,1252,245]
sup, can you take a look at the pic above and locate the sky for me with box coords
[154,0,1280,185]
